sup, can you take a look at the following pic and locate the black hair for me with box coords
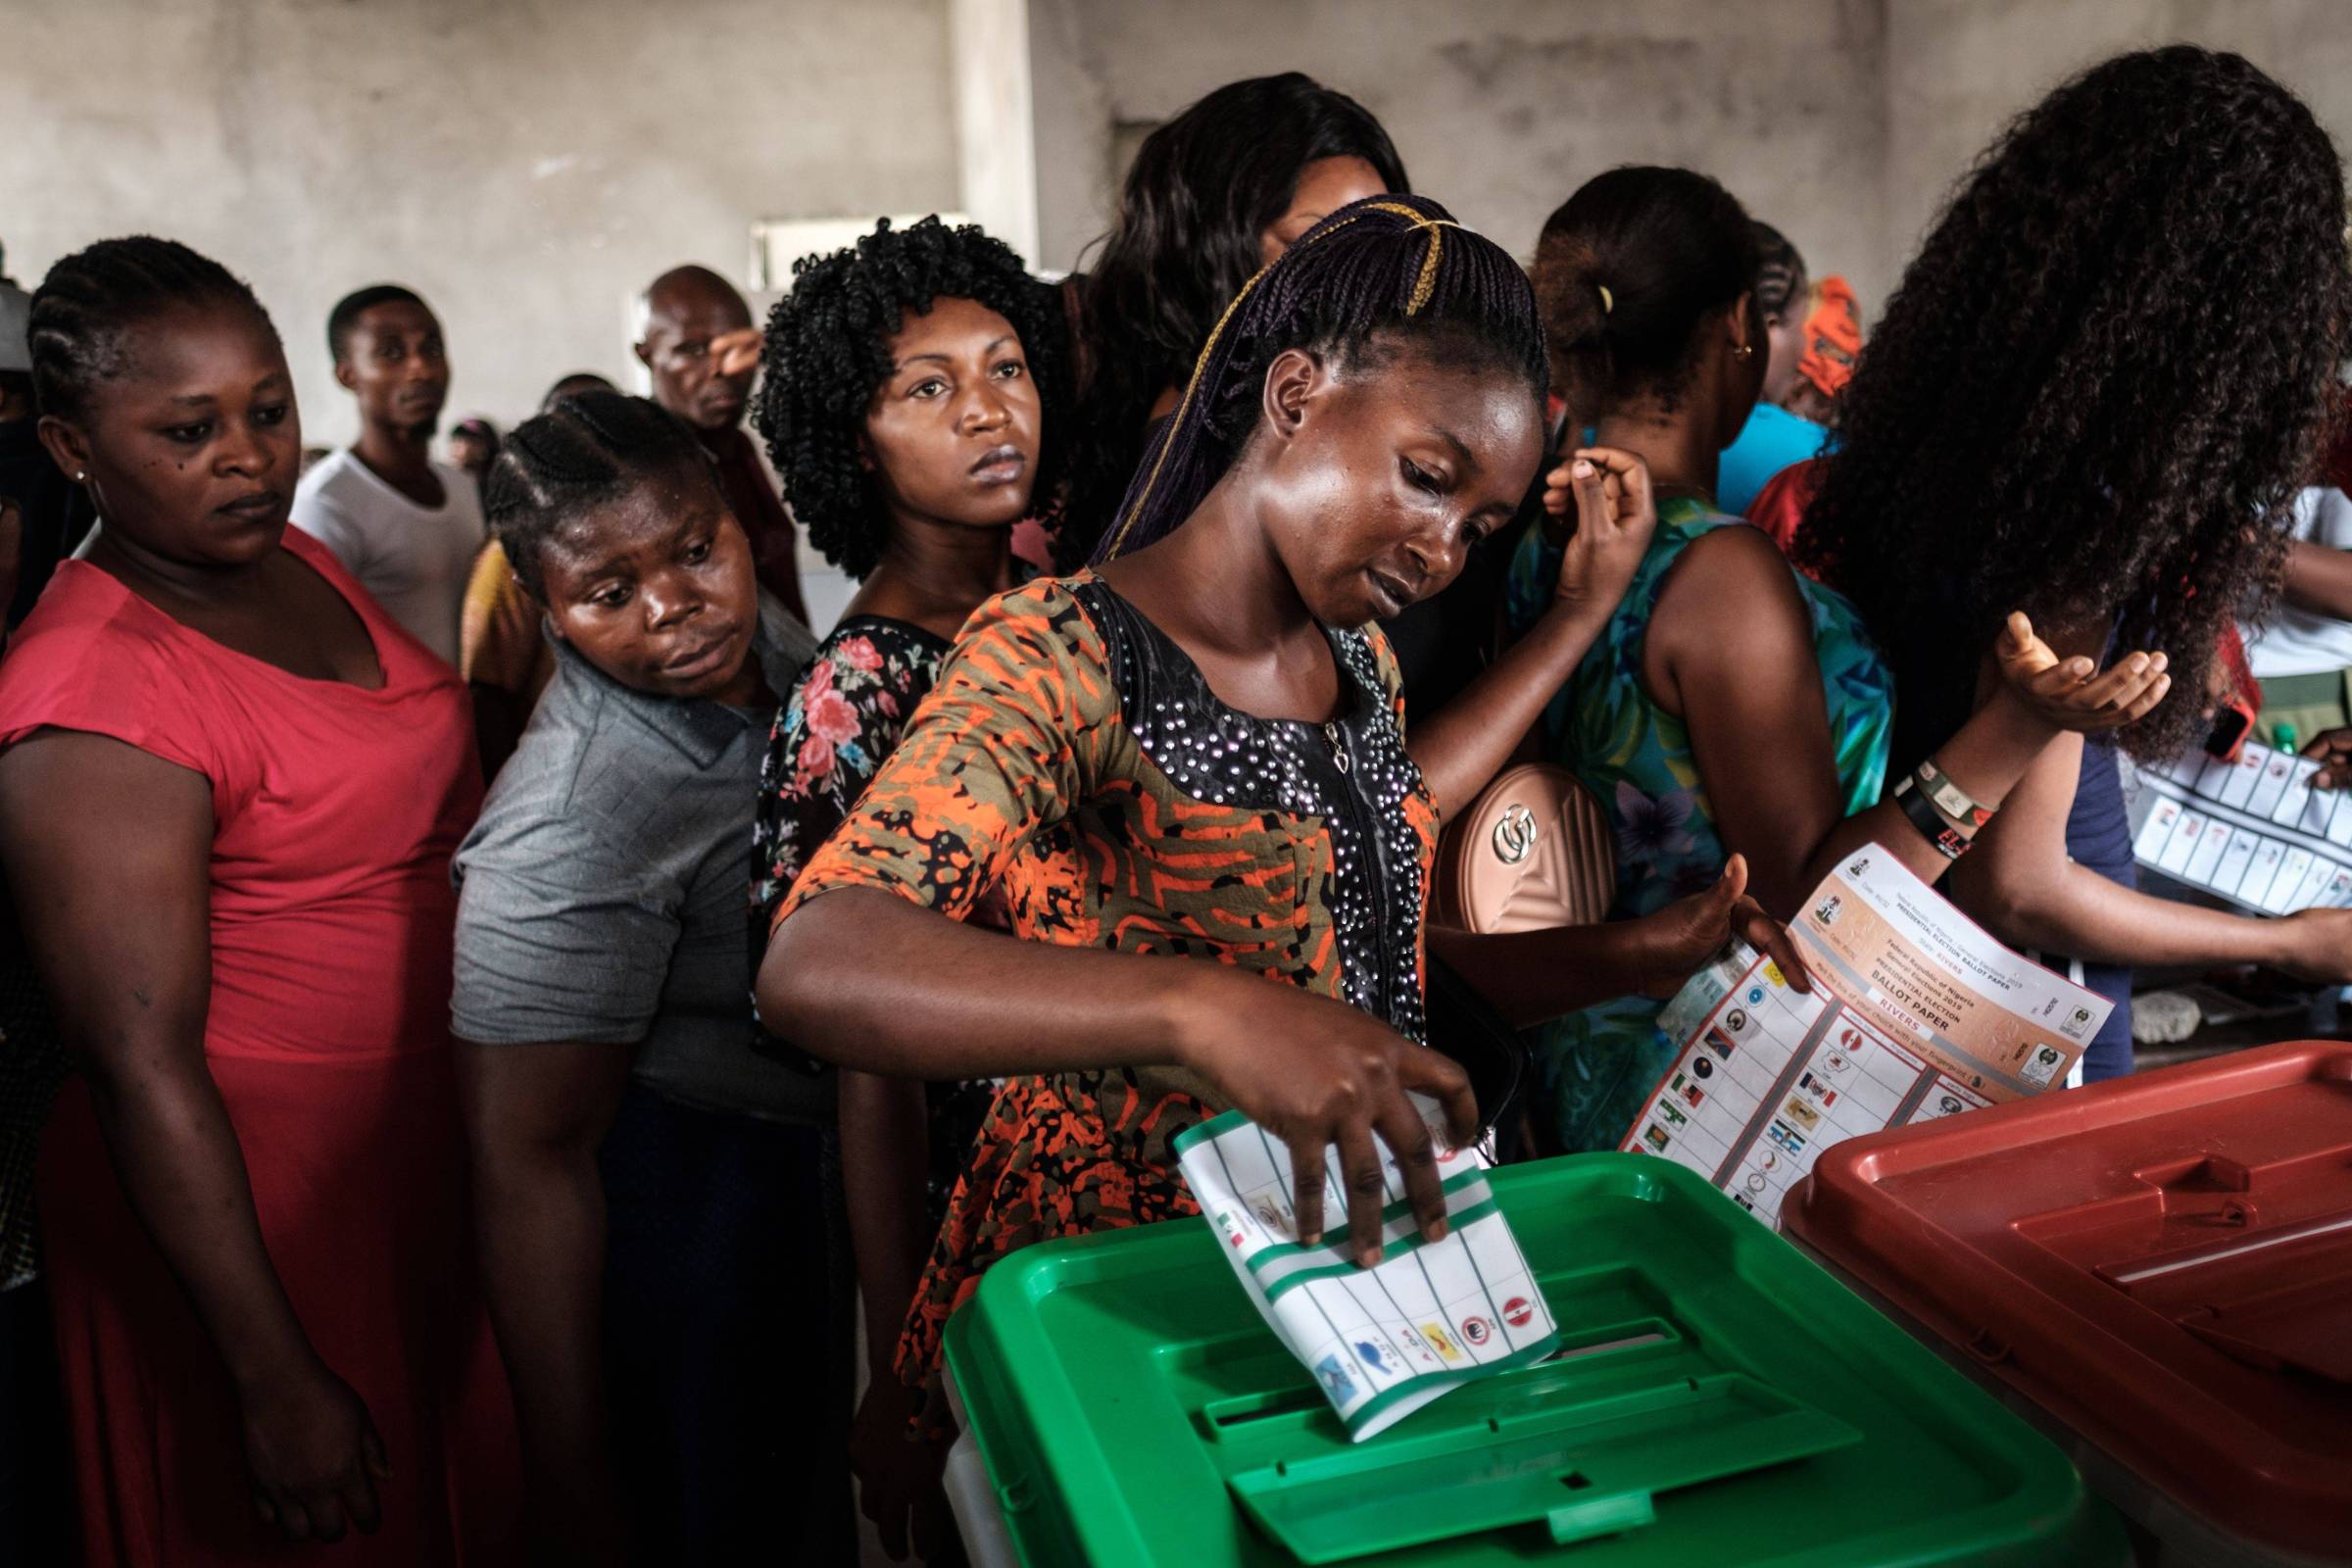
[1798,46,2352,768]
[1092,193,1546,564]
[1069,74,1409,543]
[482,390,713,598]
[1531,167,1759,420]
[28,236,278,421]
[327,284,428,362]
[541,371,616,412]
[753,216,1071,580]
[1752,221,1806,319]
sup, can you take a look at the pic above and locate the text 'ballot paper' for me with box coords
[1173,1106,1559,1442]
[1630,851,2112,1229]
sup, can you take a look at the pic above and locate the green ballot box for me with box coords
[941,1153,2126,1567]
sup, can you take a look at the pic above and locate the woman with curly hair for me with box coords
[746,214,1069,1557]
[760,195,1844,1448]
[1509,167,2169,1152]
[1798,45,2352,1078]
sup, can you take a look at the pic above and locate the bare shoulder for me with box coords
[1651,523,1812,659]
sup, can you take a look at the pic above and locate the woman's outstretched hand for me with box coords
[1993,612,2172,732]
[1544,447,1658,615]
[1177,972,1480,1270]
[1622,854,1814,1001]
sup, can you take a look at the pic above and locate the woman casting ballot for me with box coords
[763,198,1844,1367]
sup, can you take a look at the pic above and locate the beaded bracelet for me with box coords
[1894,775,1974,860]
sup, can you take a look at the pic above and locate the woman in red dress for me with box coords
[0,239,516,1562]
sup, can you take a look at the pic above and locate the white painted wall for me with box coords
[1027,0,1896,308]
[10,0,2346,467]
[1023,0,2352,331]
[0,0,962,452]
[1883,0,2352,281]
[950,0,1043,267]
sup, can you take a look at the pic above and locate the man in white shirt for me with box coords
[2246,487,2352,678]
[292,285,483,664]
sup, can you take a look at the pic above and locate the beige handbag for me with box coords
[1433,763,1616,933]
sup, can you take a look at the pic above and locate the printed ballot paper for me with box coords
[1173,1108,1559,1441]
[1627,850,2113,1227]
[2127,740,2352,914]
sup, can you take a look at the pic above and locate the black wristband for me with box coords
[1894,776,1973,859]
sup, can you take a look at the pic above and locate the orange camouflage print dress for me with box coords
[770,572,1440,1384]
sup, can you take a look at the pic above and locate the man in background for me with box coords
[293,285,484,664]
[636,266,806,622]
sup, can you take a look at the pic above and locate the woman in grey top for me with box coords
[448,392,843,1565]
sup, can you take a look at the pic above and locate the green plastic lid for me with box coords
[946,1154,2126,1566]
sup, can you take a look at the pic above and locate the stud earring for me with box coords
[1734,344,1754,361]
[74,470,87,481]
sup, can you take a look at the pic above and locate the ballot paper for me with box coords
[1627,850,2114,1228]
[2127,741,2352,914]
[1173,1108,1560,1442]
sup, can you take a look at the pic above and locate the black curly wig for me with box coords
[1797,46,2351,769]
[753,217,1070,581]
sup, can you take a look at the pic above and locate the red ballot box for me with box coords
[1786,1042,2352,1567]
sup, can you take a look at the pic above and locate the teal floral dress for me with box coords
[1505,499,1893,1152]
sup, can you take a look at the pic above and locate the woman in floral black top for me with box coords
[756,617,982,1215]
[749,216,1069,1558]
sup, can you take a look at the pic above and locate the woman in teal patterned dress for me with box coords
[1508,493,1891,1148]
[1509,168,2172,1152]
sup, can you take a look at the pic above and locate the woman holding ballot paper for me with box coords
[1507,162,2177,1152]
[760,197,1828,1396]
[1797,47,2352,1080]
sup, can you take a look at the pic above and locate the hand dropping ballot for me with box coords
[1632,851,2112,1226]
[1173,1105,1559,1441]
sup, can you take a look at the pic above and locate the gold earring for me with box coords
[1734,344,1754,361]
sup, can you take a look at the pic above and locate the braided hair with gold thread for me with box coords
[1091,193,1547,565]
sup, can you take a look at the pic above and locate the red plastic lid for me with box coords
[1786,1042,2352,1560]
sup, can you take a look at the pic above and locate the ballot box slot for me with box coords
[1222,1368,1858,1563]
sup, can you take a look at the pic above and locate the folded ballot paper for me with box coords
[1172,1104,1559,1441]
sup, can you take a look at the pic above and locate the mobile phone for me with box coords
[2205,697,2255,760]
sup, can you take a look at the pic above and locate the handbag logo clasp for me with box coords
[1492,804,1539,865]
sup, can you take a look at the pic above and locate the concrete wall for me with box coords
[1028,0,1896,308]
[11,0,2345,450]
[0,0,961,450]
[1027,0,2352,330]
[1883,0,2352,285]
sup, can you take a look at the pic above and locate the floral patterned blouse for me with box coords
[750,615,992,1224]
[1505,498,1894,1152]
[769,572,1439,1383]
[753,616,955,928]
